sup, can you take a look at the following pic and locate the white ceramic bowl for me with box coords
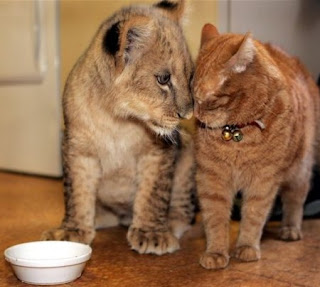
[4,241,92,285]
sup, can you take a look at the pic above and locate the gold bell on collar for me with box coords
[222,129,233,141]
[221,125,244,142]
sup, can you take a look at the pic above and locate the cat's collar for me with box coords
[197,120,265,142]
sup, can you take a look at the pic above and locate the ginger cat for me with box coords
[42,0,196,255]
[193,24,320,269]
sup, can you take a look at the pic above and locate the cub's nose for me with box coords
[178,109,193,120]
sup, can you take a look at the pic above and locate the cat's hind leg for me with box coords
[279,181,309,241]
[279,157,313,241]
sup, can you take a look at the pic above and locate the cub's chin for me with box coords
[147,120,179,138]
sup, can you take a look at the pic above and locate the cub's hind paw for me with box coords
[279,226,302,241]
[200,252,229,270]
[127,227,180,255]
[169,219,191,239]
[233,245,260,262]
[41,228,95,244]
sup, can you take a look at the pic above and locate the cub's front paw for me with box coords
[233,245,260,262]
[41,228,95,244]
[127,227,180,255]
[279,226,302,241]
[200,252,229,270]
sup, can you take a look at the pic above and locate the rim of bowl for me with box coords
[4,241,92,268]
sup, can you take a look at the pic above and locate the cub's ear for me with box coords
[119,17,154,66]
[154,0,186,23]
[103,21,121,56]
[103,17,154,70]
[225,32,255,73]
[201,23,219,47]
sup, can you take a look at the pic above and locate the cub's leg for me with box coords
[95,201,120,229]
[127,146,179,255]
[233,180,278,262]
[168,139,196,239]
[279,181,310,241]
[197,166,233,270]
[42,153,101,244]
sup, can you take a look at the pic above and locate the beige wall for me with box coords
[60,0,217,86]
[0,1,62,176]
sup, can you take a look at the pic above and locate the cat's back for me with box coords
[262,42,320,162]
[263,43,317,96]
[262,42,320,124]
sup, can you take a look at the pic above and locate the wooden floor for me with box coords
[1,171,320,287]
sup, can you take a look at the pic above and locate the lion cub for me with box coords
[42,0,195,255]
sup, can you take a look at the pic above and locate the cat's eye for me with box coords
[156,73,171,85]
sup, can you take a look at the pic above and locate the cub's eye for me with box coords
[156,73,171,85]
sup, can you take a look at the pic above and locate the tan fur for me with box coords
[194,24,320,269]
[42,0,196,256]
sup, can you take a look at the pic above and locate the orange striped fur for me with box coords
[193,24,320,270]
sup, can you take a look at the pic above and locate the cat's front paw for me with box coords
[279,226,302,241]
[200,252,229,270]
[233,245,260,262]
[41,228,95,244]
[127,227,180,255]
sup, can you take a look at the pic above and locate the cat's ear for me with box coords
[103,17,154,70]
[201,23,219,47]
[225,32,255,73]
[154,0,186,23]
